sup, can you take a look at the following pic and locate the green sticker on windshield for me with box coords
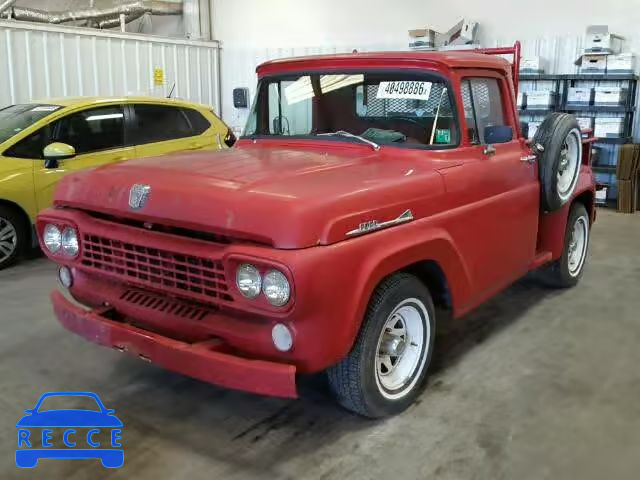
[435,129,451,144]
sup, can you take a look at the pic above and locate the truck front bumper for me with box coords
[51,290,298,398]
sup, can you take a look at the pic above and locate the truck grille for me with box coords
[120,289,210,321]
[81,234,232,305]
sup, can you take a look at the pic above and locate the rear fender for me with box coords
[537,171,595,260]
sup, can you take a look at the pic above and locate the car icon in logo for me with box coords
[16,391,123,468]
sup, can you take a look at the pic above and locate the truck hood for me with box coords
[54,144,458,248]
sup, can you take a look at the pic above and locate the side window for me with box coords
[182,108,211,135]
[4,125,52,159]
[132,105,193,144]
[53,106,124,155]
[461,78,506,144]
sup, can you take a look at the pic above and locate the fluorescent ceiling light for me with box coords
[86,113,123,121]
[285,75,365,105]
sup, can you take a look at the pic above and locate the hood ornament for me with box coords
[347,209,414,237]
[128,184,151,210]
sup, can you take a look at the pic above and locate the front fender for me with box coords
[352,228,473,329]
[282,223,474,370]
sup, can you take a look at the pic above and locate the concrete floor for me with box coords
[1,209,639,480]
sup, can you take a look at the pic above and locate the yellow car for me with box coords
[0,96,234,269]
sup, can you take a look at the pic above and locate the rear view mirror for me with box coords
[484,125,513,144]
[43,142,76,169]
[272,118,283,134]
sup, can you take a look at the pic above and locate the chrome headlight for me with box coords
[236,264,261,298]
[43,224,62,253]
[262,270,290,306]
[61,227,79,257]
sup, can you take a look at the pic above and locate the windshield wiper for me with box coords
[317,130,380,151]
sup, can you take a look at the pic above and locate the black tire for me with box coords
[533,113,582,212]
[538,203,590,288]
[0,205,28,270]
[327,273,435,418]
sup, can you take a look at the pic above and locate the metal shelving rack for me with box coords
[519,73,638,204]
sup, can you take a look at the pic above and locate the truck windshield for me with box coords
[243,72,458,148]
[0,104,62,145]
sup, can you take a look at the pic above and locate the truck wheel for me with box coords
[327,273,435,418]
[533,113,582,212]
[0,206,26,270]
[538,203,590,288]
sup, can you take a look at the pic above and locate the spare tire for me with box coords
[533,113,582,212]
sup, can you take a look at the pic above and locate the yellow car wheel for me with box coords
[0,206,27,270]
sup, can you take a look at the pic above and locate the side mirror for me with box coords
[43,142,76,169]
[484,125,513,144]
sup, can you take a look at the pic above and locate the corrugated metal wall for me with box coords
[0,20,221,113]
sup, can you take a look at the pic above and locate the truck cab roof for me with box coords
[258,51,513,76]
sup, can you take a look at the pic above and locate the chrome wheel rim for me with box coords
[0,217,18,263]
[557,129,581,202]
[374,298,430,400]
[568,215,589,277]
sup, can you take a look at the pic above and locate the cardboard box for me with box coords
[567,87,594,107]
[520,57,547,74]
[408,29,435,50]
[526,90,558,109]
[637,171,640,211]
[595,186,608,205]
[606,53,636,74]
[527,121,542,139]
[585,25,623,54]
[438,43,480,51]
[576,116,594,131]
[618,180,633,212]
[594,117,625,138]
[442,20,478,46]
[615,144,639,213]
[578,54,608,74]
[616,144,639,180]
[594,86,628,106]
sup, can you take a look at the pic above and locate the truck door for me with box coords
[444,73,539,302]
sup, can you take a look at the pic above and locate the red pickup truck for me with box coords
[38,43,595,418]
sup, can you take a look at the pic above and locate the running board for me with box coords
[528,251,553,270]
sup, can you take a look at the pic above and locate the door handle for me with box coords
[521,154,537,163]
[483,144,496,155]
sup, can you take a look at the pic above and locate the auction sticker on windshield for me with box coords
[377,81,432,100]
